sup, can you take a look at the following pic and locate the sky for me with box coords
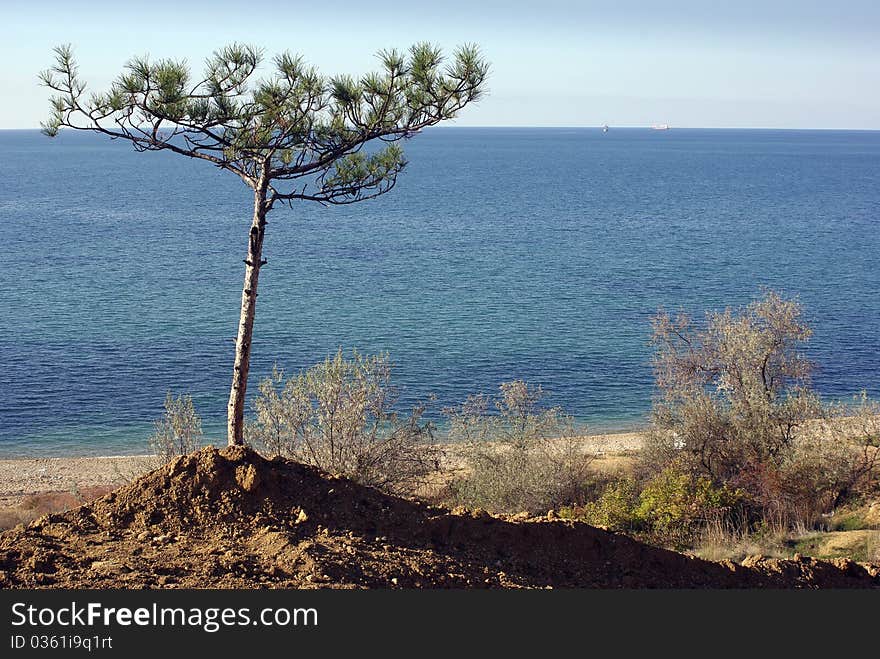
[2,0,878,129]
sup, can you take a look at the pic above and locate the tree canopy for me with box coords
[40,42,489,203]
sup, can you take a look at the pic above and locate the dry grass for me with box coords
[0,486,114,531]
[691,518,792,563]
[589,452,637,474]
[691,518,880,565]
[790,530,880,563]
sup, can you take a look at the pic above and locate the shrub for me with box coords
[813,392,880,504]
[768,392,880,526]
[147,392,203,464]
[649,290,819,484]
[575,477,642,531]
[645,291,880,533]
[443,380,594,514]
[246,350,441,497]
[571,465,745,547]
[644,289,880,530]
[635,464,745,547]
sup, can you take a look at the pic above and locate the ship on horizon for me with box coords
[651,123,670,130]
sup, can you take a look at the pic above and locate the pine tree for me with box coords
[41,42,488,444]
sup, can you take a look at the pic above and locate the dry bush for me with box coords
[443,380,594,514]
[147,392,204,465]
[649,290,819,482]
[782,392,880,522]
[0,485,115,531]
[647,291,818,525]
[0,510,28,531]
[19,486,115,515]
[816,392,880,501]
[646,290,880,531]
[246,350,442,497]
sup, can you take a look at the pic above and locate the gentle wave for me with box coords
[1,128,878,456]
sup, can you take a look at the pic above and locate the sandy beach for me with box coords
[0,454,155,508]
[0,431,646,511]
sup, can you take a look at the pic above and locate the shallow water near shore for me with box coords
[1,127,879,457]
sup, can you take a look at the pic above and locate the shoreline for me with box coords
[0,418,651,461]
[0,454,155,509]
[0,431,646,509]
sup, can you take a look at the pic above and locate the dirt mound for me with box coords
[1,446,878,588]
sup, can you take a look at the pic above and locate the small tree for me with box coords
[40,43,488,446]
[148,392,204,464]
[647,290,880,528]
[649,290,820,483]
[246,350,441,496]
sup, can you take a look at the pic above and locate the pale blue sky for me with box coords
[2,0,878,128]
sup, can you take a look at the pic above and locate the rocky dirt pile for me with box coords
[1,446,878,588]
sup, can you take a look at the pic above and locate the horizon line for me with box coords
[2,125,879,132]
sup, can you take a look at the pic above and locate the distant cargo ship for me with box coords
[651,124,670,130]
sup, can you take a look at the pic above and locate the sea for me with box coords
[1,127,878,457]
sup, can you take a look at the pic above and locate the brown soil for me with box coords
[1,446,877,589]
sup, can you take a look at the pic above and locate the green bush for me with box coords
[635,465,745,546]
[570,465,745,547]
[574,478,642,531]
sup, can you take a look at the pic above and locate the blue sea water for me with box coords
[0,127,878,457]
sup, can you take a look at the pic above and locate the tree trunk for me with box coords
[227,177,269,445]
